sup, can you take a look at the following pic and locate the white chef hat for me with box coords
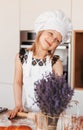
[34,10,73,44]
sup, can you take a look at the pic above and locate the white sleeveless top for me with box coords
[22,51,52,112]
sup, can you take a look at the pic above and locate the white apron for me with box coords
[22,51,52,112]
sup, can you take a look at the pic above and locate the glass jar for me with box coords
[36,112,63,130]
[63,100,80,130]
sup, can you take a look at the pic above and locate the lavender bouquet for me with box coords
[34,73,74,116]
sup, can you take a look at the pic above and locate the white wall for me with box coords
[72,89,83,115]
[71,0,83,115]
[0,0,19,109]
[0,84,14,108]
[72,0,83,29]
[20,0,71,30]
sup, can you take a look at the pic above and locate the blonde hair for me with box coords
[26,31,56,58]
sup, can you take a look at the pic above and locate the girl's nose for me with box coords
[48,36,54,43]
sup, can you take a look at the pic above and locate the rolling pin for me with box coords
[17,112,36,122]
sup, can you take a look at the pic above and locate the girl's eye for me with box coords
[55,38,60,45]
[49,32,53,36]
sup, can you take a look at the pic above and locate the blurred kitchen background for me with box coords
[0,0,83,115]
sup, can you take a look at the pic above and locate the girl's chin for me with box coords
[43,47,50,51]
[43,44,50,49]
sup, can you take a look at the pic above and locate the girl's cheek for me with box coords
[50,44,57,50]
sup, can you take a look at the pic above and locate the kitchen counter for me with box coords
[0,110,83,130]
[0,110,35,130]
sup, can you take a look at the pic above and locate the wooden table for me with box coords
[0,110,83,130]
[0,110,34,130]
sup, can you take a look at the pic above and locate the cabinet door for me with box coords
[72,30,83,89]
[0,84,14,108]
[20,0,71,30]
[72,0,83,29]
[0,0,19,84]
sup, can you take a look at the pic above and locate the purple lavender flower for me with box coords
[34,73,74,116]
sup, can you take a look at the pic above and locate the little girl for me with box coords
[9,10,72,119]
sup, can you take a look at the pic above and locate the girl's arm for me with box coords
[14,53,23,108]
[8,53,23,119]
[52,58,63,76]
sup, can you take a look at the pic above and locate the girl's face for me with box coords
[38,30,62,51]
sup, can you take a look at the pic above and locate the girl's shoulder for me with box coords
[19,49,59,65]
[52,55,60,66]
[19,48,29,64]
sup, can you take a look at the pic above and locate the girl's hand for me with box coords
[8,105,24,119]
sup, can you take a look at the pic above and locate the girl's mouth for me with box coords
[45,39,51,46]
